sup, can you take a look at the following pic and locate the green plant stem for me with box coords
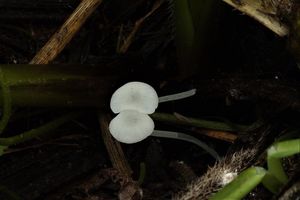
[267,156,288,185]
[268,139,300,158]
[151,112,247,132]
[210,167,266,200]
[174,0,217,78]
[175,0,195,48]
[267,139,300,185]
[0,64,119,107]
[138,162,146,185]
[7,89,100,107]
[174,0,196,78]
[0,67,12,134]
[189,0,216,47]
[1,65,86,86]
[262,171,284,194]
[0,112,81,146]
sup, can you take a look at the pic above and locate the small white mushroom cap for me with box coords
[110,82,158,114]
[109,110,154,144]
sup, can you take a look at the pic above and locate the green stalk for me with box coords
[0,65,119,107]
[151,112,247,132]
[189,0,216,46]
[174,0,195,79]
[7,89,101,107]
[268,139,300,158]
[0,112,81,146]
[262,171,284,193]
[0,67,12,134]
[174,0,217,78]
[1,65,86,86]
[267,156,288,185]
[209,167,266,200]
[175,0,195,49]
[267,139,300,185]
[138,162,146,185]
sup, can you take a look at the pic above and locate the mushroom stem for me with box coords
[151,130,220,160]
[158,89,196,103]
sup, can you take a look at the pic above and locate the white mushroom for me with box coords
[110,82,159,114]
[109,110,154,144]
[109,81,201,148]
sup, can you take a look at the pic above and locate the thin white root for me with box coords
[151,130,220,160]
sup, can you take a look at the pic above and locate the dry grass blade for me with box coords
[99,114,132,179]
[117,0,163,54]
[222,0,289,36]
[30,0,102,64]
[193,128,237,143]
[99,114,142,200]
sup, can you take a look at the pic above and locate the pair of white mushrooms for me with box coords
[108,81,220,160]
[109,82,159,143]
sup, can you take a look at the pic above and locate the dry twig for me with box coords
[117,0,163,53]
[99,114,142,200]
[30,0,102,64]
[223,0,289,36]
[192,128,237,143]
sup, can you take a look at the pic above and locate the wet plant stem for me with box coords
[0,112,82,146]
[0,64,118,107]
